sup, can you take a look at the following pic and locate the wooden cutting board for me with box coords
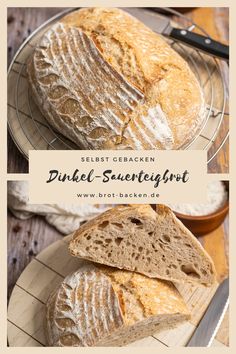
[7,229,228,347]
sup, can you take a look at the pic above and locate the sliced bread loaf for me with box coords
[69,205,216,286]
[46,264,190,346]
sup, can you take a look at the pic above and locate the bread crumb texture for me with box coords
[69,204,216,286]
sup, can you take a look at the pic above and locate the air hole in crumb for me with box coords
[98,220,109,229]
[147,257,151,263]
[115,237,123,246]
[86,235,91,240]
[86,247,89,251]
[129,218,142,226]
[184,243,191,248]
[112,222,123,229]
[161,234,170,243]
[181,264,200,278]
[146,250,150,255]
[132,252,135,258]
[105,238,112,244]
[166,269,170,275]
[127,241,131,246]
[135,255,140,260]
[148,232,154,236]
[94,240,103,245]
[201,268,207,276]
[138,246,143,252]
[108,252,111,258]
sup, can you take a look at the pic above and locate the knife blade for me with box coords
[124,8,229,61]
[187,277,229,347]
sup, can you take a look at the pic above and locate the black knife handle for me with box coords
[169,28,229,60]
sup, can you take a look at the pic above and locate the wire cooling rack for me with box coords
[7,7,229,164]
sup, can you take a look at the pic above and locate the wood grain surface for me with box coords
[7,211,62,301]
[185,8,229,174]
[7,7,229,173]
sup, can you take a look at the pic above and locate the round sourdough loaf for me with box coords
[46,264,190,346]
[27,8,205,150]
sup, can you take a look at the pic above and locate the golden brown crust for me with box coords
[99,266,190,322]
[46,265,124,346]
[46,264,190,346]
[28,8,204,150]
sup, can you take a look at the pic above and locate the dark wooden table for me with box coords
[7,7,229,173]
[7,8,64,173]
[7,210,63,301]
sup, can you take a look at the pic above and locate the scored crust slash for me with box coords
[46,265,190,347]
[27,8,205,151]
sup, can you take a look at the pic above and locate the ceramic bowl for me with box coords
[174,182,229,236]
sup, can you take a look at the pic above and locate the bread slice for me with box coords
[27,7,204,150]
[69,205,216,286]
[46,264,190,346]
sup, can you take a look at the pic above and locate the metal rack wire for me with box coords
[7,7,229,165]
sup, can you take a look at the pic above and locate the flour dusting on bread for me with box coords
[46,264,190,346]
[27,8,205,150]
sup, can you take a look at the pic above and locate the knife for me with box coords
[187,277,229,347]
[124,8,229,61]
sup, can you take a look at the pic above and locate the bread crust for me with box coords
[27,8,204,150]
[46,264,190,346]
